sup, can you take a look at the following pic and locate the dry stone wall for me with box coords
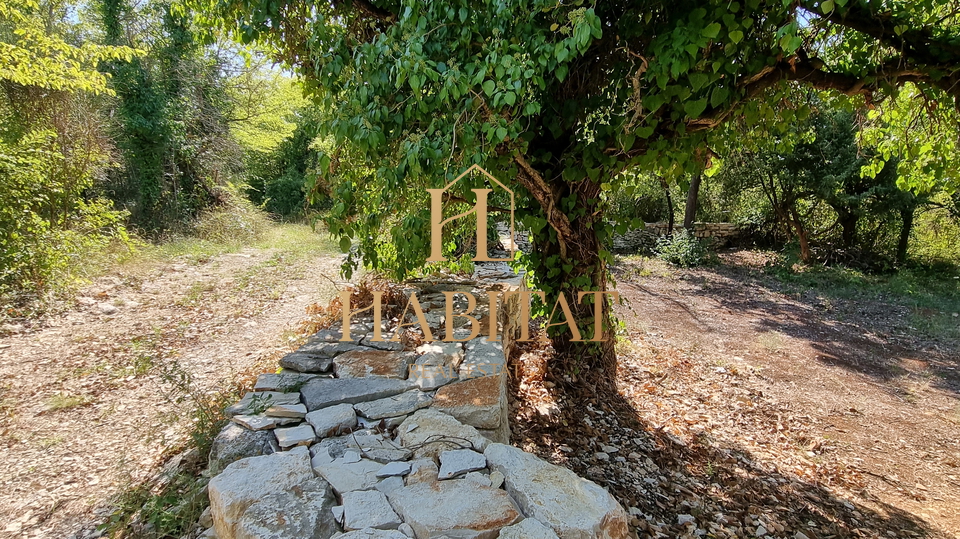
[612,222,741,253]
[200,262,629,539]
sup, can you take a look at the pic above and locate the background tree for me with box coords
[201,0,960,382]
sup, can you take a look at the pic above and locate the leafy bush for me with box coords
[655,229,717,267]
[194,187,272,245]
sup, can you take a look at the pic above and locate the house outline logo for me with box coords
[425,164,516,263]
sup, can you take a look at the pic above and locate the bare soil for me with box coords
[0,246,345,539]
[511,250,960,538]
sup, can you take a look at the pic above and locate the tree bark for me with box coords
[683,169,703,232]
[838,211,858,249]
[897,206,914,265]
[513,154,617,385]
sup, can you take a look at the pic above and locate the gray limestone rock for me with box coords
[300,377,414,411]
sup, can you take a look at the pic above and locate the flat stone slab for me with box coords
[432,375,505,429]
[305,403,357,438]
[376,461,411,478]
[459,338,506,379]
[361,336,406,351]
[484,443,630,539]
[334,350,417,379]
[208,446,314,539]
[230,414,300,431]
[298,341,369,358]
[279,352,334,373]
[341,490,401,531]
[397,409,489,459]
[312,431,411,463]
[331,530,408,539]
[254,372,318,392]
[438,449,487,480]
[408,352,458,390]
[312,451,382,495]
[354,390,433,420]
[265,403,308,418]
[416,341,464,365]
[387,479,522,539]
[274,424,316,448]
[301,377,415,411]
[226,391,301,417]
[499,518,561,539]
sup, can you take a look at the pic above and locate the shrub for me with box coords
[194,186,272,245]
[655,229,717,267]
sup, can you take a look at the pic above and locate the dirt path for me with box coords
[0,243,346,539]
[612,251,960,536]
[510,250,959,539]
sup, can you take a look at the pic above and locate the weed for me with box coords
[45,393,94,412]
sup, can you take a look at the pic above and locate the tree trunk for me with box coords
[514,155,617,385]
[838,211,858,249]
[658,177,674,234]
[683,169,703,232]
[897,206,914,265]
[788,207,812,263]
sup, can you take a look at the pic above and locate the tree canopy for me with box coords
[198,0,960,373]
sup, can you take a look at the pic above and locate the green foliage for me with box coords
[194,186,272,244]
[655,230,716,267]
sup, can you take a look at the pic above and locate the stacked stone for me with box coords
[201,269,629,539]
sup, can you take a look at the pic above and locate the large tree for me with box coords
[200,0,960,380]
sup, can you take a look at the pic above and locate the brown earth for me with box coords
[0,245,346,539]
[511,250,960,539]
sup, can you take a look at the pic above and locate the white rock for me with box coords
[406,458,439,485]
[397,409,489,459]
[274,424,315,448]
[387,479,522,539]
[463,471,492,487]
[265,403,308,418]
[408,353,458,390]
[498,519,561,539]
[354,390,433,420]
[312,455,382,495]
[484,443,630,539]
[331,529,408,539]
[226,392,301,417]
[230,414,299,431]
[398,523,415,538]
[377,461,411,477]
[208,447,314,539]
[342,490,401,531]
[677,514,695,526]
[416,342,464,365]
[375,476,405,495]
[489,470,505,489]
[305,403,357,438]
[234,477,337,539]
[438,449,487,480]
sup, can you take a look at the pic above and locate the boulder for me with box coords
[334,350,417,379]
[415,342,464,366]
[354,390,432,420]
[387,479,522,539]
[313,431,411,463]
[397,409,489,459]
[234,477,338,539]
[297,341,368,358]
[305,403,357,438]
[208,447,314,539]
[432,375,505,429]
[341,490,402,531]
[300,377,414,411]
[498,519,561,539]
[208,423,276,476]
[483,443,630,539]
[406,458,439,485]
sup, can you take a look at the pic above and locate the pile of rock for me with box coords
[612,222,742,253]
[200,270,629,539]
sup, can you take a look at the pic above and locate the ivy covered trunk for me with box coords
[515,155,618,383]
